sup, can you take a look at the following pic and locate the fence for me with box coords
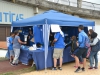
[47,0,100,10]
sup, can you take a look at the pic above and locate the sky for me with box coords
[83,0,100,4]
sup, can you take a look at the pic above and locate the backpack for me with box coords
[71,40,78,53]
[85,36,90,48]
[82,32,90,48]
[91,38,100,52]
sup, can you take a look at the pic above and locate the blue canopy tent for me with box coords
[12,10,95,70]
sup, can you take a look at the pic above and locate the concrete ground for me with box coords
[20,51,100,75]
[1,50,100,75]
[20,62,100,75]
[0,60,31,74]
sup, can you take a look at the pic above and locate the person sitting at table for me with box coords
[51,27,65,70]
[27,30,35,46]
[49,32,54,46]
[36,42,42,48]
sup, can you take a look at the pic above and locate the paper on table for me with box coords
[51,24,61,32]
[29,44,37,51]
[29,47,36,51]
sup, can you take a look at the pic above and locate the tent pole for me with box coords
[44,19,49,73]
[44,21,47,73]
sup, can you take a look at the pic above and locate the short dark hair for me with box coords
[14,30,19,35]
[78,25,84,30]
[10,32,14,36]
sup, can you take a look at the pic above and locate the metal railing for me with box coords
[47,0,100,11]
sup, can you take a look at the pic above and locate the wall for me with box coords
[0,1,34,24]
[33,7,47,15]
[86,18,100,25]
[95,25,100,39]
[86,18,100,39]
[0,1,34,49]
[0,2,47,49]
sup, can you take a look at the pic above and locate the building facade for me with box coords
[0,1,34,48]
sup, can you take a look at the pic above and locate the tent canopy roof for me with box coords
[12,10,95,27]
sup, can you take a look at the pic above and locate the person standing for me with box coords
[27,30,34,46]
[87,29,94,63]
[74,25,88,72]
[89,32,99,69]
[11,30,26,66]
[88,29,94,38]
[52,29,65,70]
[8,32,15,63]
[70,36,79,68]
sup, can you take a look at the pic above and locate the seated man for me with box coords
[36,42,42,48]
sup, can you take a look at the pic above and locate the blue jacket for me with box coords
[78,30,88,48]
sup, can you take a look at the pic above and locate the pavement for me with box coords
[1,50,100,75]
[20,51,100,75]
[0,60,31,74]
[20,62,100,75]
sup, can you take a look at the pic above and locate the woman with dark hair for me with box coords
[69,36,83,68]
[87,29,94,57]
[70,36,79,68]
[88,29,94,35]
[89,32,99,69]
[88,29,94,38]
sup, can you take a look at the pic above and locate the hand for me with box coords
[76,42,79,46]
[51,43,54,46]
[28,36,30,39]
[23,42,27,44]
[71,55,74,57]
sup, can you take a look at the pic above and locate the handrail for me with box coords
[47,0,100,11]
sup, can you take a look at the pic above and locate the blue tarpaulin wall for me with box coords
[33,25,43,44]
[12,10,95,69]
